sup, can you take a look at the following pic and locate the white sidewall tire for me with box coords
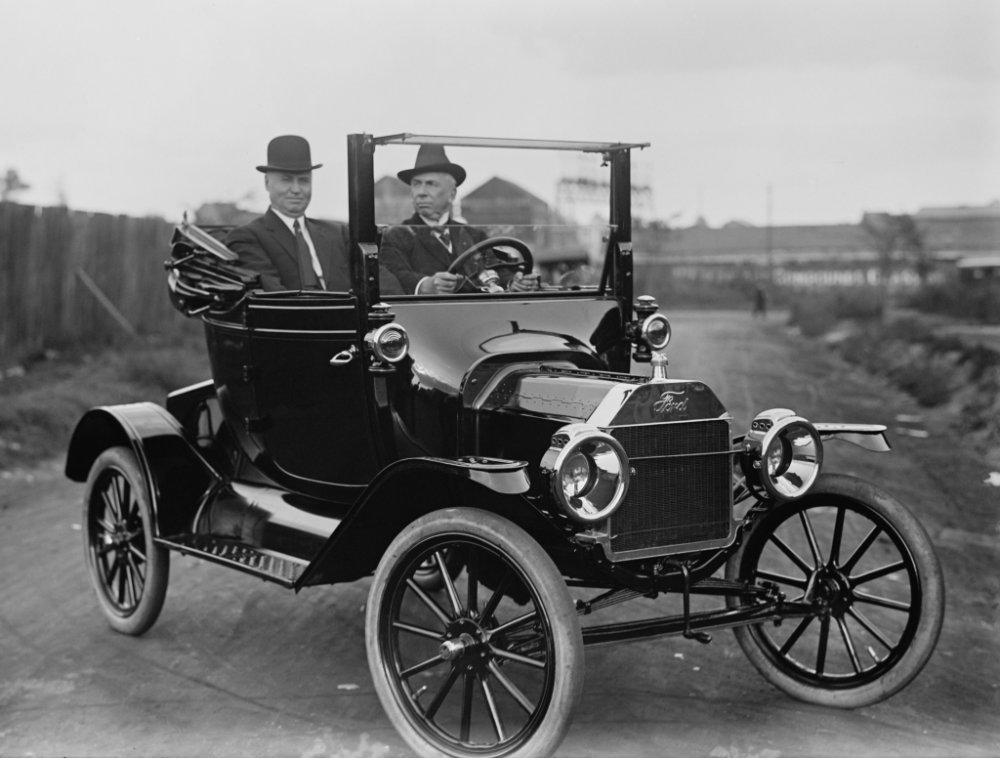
[727,473,944,707]
[83,446,169,636]
[366,508,584,758]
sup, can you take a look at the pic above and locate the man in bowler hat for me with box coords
[227,135,401,294]
[380,145,539,294]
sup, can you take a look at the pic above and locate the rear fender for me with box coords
[297,456,566,587]
[65,403,220,536]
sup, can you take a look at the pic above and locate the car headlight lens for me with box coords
[741,409,823,501]
[542,424,630,523]
[560,450,594,499]
[368,323,409,364]
[641,313,671,351]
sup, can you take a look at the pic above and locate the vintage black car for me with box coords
[65,134,944,758]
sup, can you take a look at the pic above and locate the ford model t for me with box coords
[65,133,944,758]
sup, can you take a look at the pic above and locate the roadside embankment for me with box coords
[823,312,1000,466]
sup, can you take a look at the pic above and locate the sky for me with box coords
[3,0,998,228]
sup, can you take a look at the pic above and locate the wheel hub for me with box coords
[106,521,131,547]
[440,619,490,670]
[439,633,477,661]
[809,566,853,616]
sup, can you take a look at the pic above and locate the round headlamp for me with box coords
[541,424,630,523]
[741,409,823,501]
[367,323,409,364]
[641,313,672,351]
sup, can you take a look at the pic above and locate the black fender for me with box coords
[64,403,220,536]
[296,456,569,587]
[815,422,892,452]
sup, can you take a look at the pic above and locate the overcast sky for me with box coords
[4,0,998,227]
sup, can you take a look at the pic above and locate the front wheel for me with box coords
[366,508,584,758]
[726,473,944,707]
[83,446,169,635]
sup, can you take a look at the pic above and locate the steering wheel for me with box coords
[447,236,534,286]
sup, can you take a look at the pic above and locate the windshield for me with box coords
[373,141,621,295]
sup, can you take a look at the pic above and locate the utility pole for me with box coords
[765,183,774,282]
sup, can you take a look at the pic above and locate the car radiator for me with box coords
[605,418,734,559]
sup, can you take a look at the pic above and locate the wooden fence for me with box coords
[0,201,187,364]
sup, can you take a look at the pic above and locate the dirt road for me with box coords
[1,310,997,757]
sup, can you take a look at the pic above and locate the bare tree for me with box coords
[861,212,928,287]
[1,168,31,201]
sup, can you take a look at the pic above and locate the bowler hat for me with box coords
[397,144,466,186]
[256,135,323,173]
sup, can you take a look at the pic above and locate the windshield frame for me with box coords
[347,132,646,314]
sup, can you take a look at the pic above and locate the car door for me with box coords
[245,292,380,487]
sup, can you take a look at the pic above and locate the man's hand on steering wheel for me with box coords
[507,272,541,291]
[417,271,463,294]
[446,236,537,292]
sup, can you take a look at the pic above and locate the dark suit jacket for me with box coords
[379,214,487,294]
[225,209,352,291]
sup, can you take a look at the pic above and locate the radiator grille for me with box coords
[608,420,732,555]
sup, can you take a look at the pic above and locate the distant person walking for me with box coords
[752,284,767,318]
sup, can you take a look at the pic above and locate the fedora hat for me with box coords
[256,135,323,173]
[397,144,466,186]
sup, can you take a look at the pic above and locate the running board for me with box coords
[158,535,307,587]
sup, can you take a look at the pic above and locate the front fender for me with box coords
[65,403,220,536]
[296,456,567,587]
[815,422,892,452]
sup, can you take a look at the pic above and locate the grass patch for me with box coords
[0,331,210,469]
[787,287,885,337]
[836,314,1000,409]
[903,279,1000,323]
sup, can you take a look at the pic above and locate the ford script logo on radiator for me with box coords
[654,390,690,416]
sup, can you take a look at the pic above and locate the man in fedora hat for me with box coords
[380,144,538,294]
[227,135,401,294]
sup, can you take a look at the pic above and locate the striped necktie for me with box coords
[434,226,452,252]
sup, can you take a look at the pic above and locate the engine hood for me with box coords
[474,366,729,426]
[389,296,622,396]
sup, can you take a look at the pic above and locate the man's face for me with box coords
[265,171,312,217]
[409,172,456,222]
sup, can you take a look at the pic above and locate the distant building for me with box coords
[462,176,591,267]
[376,174,1000,287]
[636,222,872,265]
[915,200,1000,221]
[633,200,1000,289]
[939,202,1000,279]
[374,175,412,225]
[193,202,258,227]
[914,201,1000,265]
[462,176,550,232]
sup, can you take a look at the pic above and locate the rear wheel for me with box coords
[366,508,583,758]
[726,473,944,707]
[83,446,169,635]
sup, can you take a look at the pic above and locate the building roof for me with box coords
[635,207,1000,265]
[957,254,1000,269]
[637,222,872,264]
[464,176,548,207]
[916,200,1000,219]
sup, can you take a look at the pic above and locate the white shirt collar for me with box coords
[419,211,450,228]
[270,206,307,234]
